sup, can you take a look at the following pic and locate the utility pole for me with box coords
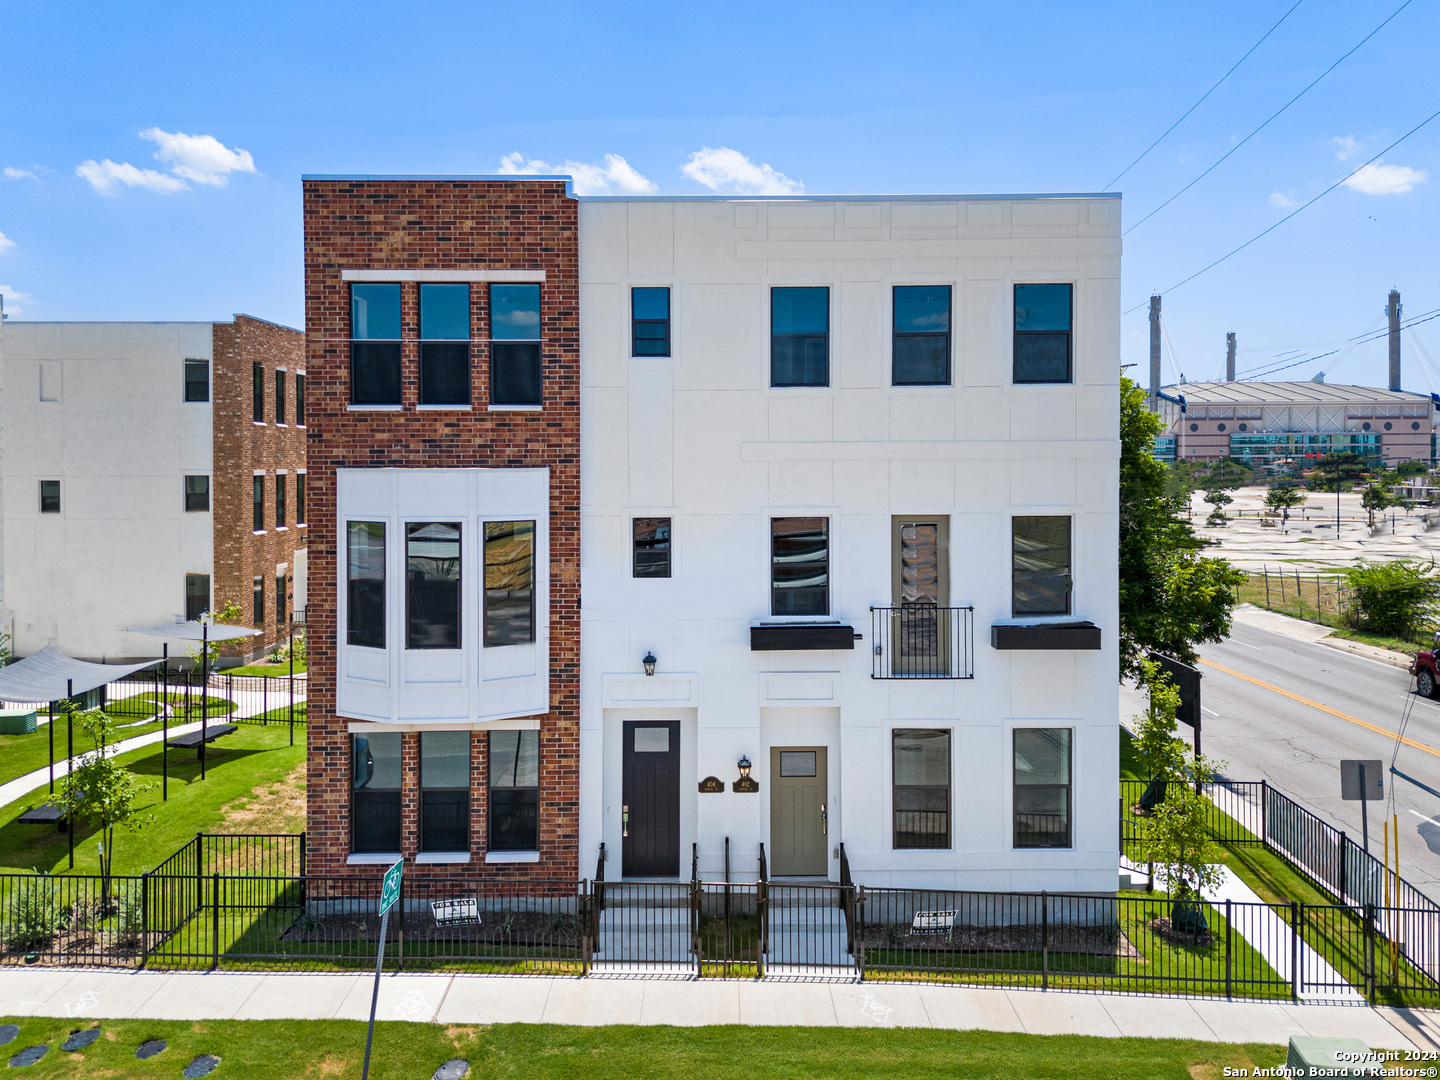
[1388,290,1402,392]
[1149,294,1162,412]
[1226,331,1236,382]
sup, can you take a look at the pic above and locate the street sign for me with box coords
[379,859,403,914]
[1340,760,1384,801]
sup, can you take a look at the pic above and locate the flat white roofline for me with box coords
[5,314,300,332]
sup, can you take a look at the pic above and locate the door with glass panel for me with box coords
[890,518,950,675]
[621,721,680,878]
[770,747,827,877]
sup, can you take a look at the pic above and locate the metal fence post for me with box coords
[1225,898,1232,999]
[691,879,701,979]
[1364,902,1376,1003]
[1041,891,1049,991]
[397,876,405,973]
[580,881,591,977]
[1260,780,1269,848]
[1338,832,1348,906]
[140,873,151,971]
[194,832,203,917]
[855,885,865,983]
[1290,901,1299,1001]
[211,872,221,971]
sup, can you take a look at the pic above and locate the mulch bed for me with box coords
[1148,917,1215,948]
[281,909,579,949]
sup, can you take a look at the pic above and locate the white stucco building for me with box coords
[578,194,1121,891]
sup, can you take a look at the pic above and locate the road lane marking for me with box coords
[1408,809,1439,824]
[1398,694,1440,713]
[1201,706,1219,717]
[1199,658,1440,761]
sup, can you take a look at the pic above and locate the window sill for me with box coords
[415,851,471,864]
[346,852,402,865]
[276,526,288,532]
[252,530,267,536]
[252,421,267,426]
[348,404,403,412]
[275,422,288,428]
[484,850,540,864]
[418,404,473,411]
[297,522,308,529]
[487,404,543,412]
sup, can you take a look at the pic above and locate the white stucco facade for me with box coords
[0,321,215,660]
[578,195,1122,891]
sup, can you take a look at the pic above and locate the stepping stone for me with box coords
[434,1062,470,1080]
[8,1045,47,1067]
[0,1027,16,1047]
[136,1039,167,1059]
[183,1054,221,1078]
[62,1028,100,1052]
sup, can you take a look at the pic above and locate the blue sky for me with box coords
[2,0,1437,390]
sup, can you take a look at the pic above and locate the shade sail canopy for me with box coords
[127,620,261,643]
[0,646,162,703]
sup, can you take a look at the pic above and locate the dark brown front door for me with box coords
[622,720,680,878]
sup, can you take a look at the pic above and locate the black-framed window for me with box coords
[351,283,403,405]
[275,369,287,424]
[485,520,535,646]
[893,285,951,385]
[633,517,671,578]
[252,475,264,531]
[275,474,287,528]
[39,480,60,514]
[296,473,306,524]
[490,283,541,406]
[420,283,471,406]
[295,373,305,425]
[771,286,829,387]
[771,517,828,616]
[1014,728,1071,848]
[489,729,538,852]
[421,730,470,852]
[276,572,287,627]
[407,522,461,649]
[347,521,385,648]
[1014,283,1073,384]
[1012,516,1071,616]
[185,573,210,622]
[632,287,671,356]
[184,360,209,402]
[352,732,402,854]
[253,575,265,626]
[185,475,210,512]
[893,729,950,849]
[252,362,264,421]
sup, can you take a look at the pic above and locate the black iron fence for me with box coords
[870,606,974,679]
[1,671,306,729]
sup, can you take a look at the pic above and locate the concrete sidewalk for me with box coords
[1,968,1433,1050]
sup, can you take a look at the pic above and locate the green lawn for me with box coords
[254,701,306,724]
[223,662,307,677]
[0,695,234,790]
[0,723,304,875]
[0,1018,1287,1079]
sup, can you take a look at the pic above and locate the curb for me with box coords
[1317,635,1414,672]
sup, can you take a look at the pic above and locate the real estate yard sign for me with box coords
[362,860,403,1080]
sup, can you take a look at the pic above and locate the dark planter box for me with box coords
[990,621,1102,651]
[750,624,857,651]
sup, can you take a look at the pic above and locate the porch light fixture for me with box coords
[642,651,657,677]
[737,755,752,780]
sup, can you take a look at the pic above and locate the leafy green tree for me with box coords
[1139,755,1226,934]
[1132,657,1187,782]
[1202,488,1233,527]
[1361,482,1398,527]
[1119,379,1246,677]
[1397,460,1430,478]
[49,709,152,904]
[1306,452,1367,492]
[1264,485,1307,513]
[1344,559,1440,640]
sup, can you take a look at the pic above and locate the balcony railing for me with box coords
[870,605,974,679]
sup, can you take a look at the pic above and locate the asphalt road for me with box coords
[1192,618,1440,898]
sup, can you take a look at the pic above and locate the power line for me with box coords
[1105,0,1306,191]
[1240,310,1440,380]
[1123,0,1415,237]
[1123,106,1440,317]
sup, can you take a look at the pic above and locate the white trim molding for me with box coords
[601,672,699,709]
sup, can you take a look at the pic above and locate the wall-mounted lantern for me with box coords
[642,651,657,677]
[733,754,758,793]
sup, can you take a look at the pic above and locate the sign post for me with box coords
[361,859,403,1080]
[1340,759,1384,855]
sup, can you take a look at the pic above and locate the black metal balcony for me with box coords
[870,605,974,679]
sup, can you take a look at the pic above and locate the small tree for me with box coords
[1344,559,1440,641]
[1131,658,1188,815]
[1140,755,1226,937]
[1202,488,1233,527]
[1264,485,1307,514]
[49,708,152,906]
[1361,482,1397,528]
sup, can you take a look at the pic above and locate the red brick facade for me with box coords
[302,178,579,880]
[212,315,308,659]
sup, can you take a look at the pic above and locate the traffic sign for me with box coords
[379,860,403,915]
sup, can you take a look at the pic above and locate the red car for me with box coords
[1412,639,1440,697]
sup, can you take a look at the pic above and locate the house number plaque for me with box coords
[732,776,760,793]
[698,776,725,793]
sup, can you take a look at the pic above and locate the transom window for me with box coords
[893,286,951,385]
[490,283,542,406]
[771,287,829,387]
[632,287,671,356]
[1014,283,1073,384]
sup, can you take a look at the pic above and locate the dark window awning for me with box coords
[0,645,163,704]
[990,620,1102,651]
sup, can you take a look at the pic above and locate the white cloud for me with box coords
[1332,135,1363,161]
[1344,160,1428,195]
[1269,190,1297,209]
[680,146,802,195]
[0,285,34,317]
[0,231,14,255]
[140,128,255,186]
[76,158,189,195]
[497,151,656,196]
[3,167,38,182]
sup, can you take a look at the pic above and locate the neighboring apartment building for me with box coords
[301,176,580,880]
[0,314,307,662]
[578,194,1121,892]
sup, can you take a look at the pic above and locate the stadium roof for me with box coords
[1158,381,1434,408]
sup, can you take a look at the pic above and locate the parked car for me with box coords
[1411,633,1440,697]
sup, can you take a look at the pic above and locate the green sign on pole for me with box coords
[379,858,403,914]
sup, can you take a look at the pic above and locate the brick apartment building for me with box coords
[0,313,306,662]
[301,176,579,879]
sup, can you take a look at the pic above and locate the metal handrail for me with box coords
[870,605,975,679]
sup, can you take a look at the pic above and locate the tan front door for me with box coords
[770,747,827,877]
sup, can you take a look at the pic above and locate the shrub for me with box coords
[5,880,63,951]
[1344,560,1440,640]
